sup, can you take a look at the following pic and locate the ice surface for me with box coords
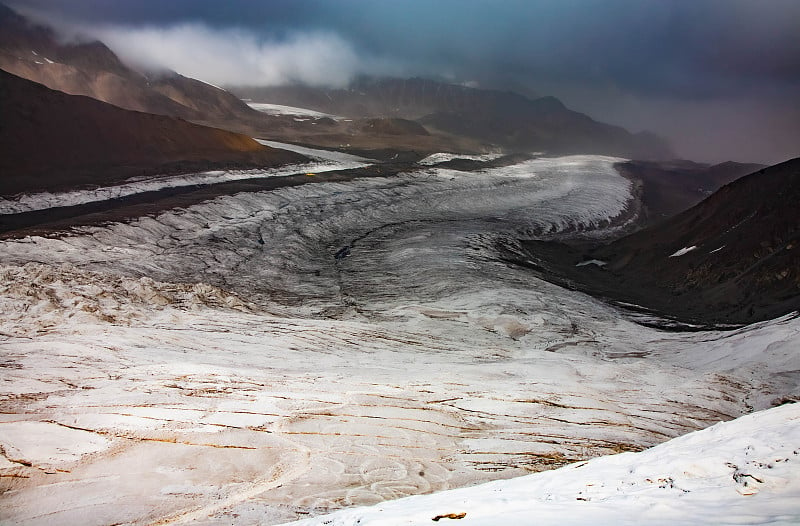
[1,153,797,524]
[0,421,112,469]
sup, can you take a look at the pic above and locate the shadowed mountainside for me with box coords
[508,158,800,325]
[0,69,305,195]
[617,159,765,223]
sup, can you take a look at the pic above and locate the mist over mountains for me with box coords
[235,78,674,159]
[0,3,674,161]
[10,0,800,164]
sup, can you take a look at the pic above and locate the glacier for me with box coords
[0,152,797,524]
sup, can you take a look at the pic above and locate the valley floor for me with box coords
[0,147,797,524]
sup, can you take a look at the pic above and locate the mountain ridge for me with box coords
[233,77,674,159]
[507,157,800,326]
[0,69,304,196]
[0,3,260,122]
[2,3,675,160]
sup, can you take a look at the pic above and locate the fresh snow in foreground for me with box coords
[0,141,370,215]
[285,403,800,526]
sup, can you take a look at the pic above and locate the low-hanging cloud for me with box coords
[89,24,376,87]
[14,3,397,86]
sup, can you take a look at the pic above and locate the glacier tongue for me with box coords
[0,155,632,312]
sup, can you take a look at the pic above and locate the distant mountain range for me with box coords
[1,3,674,160]
[233,77,674,159]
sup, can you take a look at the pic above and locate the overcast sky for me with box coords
[10,0,800,164]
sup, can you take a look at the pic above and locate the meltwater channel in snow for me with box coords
[1,152,798,525]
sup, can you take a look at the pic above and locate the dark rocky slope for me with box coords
[616,160,765,223]
[0,3,259,122]
[504,159,800,326]
[0,69,304,195]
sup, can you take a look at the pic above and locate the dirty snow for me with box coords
[417,152,505,165]
[285,403,800,526]
[256,139,374,164]
[576,259,607,267]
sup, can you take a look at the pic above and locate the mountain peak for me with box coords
[531,95,566,111]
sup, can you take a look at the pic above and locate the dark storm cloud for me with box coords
[14,0,799,97]
[9,0,800,163]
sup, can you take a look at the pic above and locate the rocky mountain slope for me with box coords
[234,77,674,159]
[602,157,800,321]
[617,159,765,222]
[512,158,800,325]
[0,70,304,195]
[0,4,490,157]
[0,3,259,122]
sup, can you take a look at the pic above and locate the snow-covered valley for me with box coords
[0,150,798,525]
